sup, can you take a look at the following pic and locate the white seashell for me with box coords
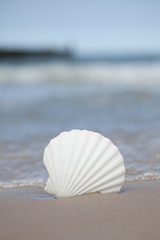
[43,129,125,197]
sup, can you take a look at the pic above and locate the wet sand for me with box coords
[0,181,160,240]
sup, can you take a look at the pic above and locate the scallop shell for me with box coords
[43,129,125,197]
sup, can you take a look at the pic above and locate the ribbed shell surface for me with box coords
[43,129,125,197]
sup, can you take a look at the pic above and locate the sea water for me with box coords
[0,56,160,189]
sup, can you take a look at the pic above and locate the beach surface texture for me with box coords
[0,181,160,240]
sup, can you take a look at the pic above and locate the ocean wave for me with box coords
[1,61,160,85]
[0,178,46,189]
[126,172,160,182]
[0,173,160,189]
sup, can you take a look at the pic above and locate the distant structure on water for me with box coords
[0,47,73,60]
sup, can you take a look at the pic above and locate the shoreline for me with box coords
[0,181,160,240]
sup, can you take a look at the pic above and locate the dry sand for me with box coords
[0,181,160,240]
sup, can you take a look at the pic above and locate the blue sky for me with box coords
[0,0,160,54]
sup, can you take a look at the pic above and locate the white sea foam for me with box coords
[0,173,160,189]
[126,173,160,182]
[0,178,46,189]
[1,61,160,85]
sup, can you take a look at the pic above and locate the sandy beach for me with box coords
[0,181,160,240]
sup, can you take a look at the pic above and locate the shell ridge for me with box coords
[61,130,90,196]
[63,130,102,196]
[59,132,68,195]
[88,167,125,194]
[61,130,80,195]
[58,132,74,196]
[68,135,109,196]
[72,155,124,196]
[60,130,79,196]
[69,142,119,196]
[75,176,124,196]
[76,170,125,196]
[99,175,125,193]
[78,165,125,195]
[57,132,73,197]
[63,130,100,196]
